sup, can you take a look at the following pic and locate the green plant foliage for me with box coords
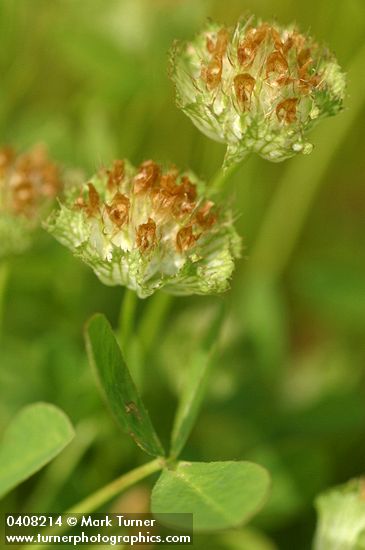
[0,402,74,498]
[85,313,165,457]
[170,305,224,458]
[1,1,365,548]
[151,460,270,531]
[221,528,278,550]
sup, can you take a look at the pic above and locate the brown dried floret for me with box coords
[201,55,223,90]
[297,47,312,68]
[105,192,130,228]
[195,200,216,229]
[206,28,229,57]
[152,173,181,212]
[266,50,289,78]
[159,170,179,194]
[133,160,161,194]
[10,178,37,214]
[75,183,100,216]
[176,225,199,253]
[107,159,124,191]
[0,146,15,176]
[16,146,61,197]
[2,145,61,218]
[237,24,276,66]
[179,176,197,201]
[234,73,256,108]
[136,217,157,252]
[297,56,321,93]
[276,97,298,123]
[86,183,101,216]
[178,176,197,214]
[153,172,197,217]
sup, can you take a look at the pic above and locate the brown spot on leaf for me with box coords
[125,401,142,421]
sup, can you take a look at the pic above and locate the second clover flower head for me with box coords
[170,15,346,168]
[0,144,62,259]
[46,159,241,298]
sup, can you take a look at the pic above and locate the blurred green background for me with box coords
[0,0,365,548]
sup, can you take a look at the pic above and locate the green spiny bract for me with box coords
[170,16,346,168]
[45,159,241,298]
[0,145,62,259]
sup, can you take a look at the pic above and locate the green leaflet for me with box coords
[151,460,271,531]
[0,403,74,498]
[85,314,165,457]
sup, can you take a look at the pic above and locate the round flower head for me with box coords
[170,16,346,167]
[0,145,62,259]
[314,478,365,549]
[45,159,241,298]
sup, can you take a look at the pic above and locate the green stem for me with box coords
[118,289,138,350]
[138,292,172,356]
[209,158,245,196]
[249,42,365,281]
[0,261,9,336]
[23,458,163,550]
[67,457,163,514]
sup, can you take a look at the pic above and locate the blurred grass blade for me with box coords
[85,314,165,457]
[170,305,225,458]
[151,460,271,531]
[250,41,365,280]
[0,402,74,499]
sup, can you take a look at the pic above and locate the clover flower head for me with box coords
[314,478,365,549]
[170,15,346,167]
[0,144,62,259]
[45,159,241,298]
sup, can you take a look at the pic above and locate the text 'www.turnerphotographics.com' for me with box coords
[4,513,193,546]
